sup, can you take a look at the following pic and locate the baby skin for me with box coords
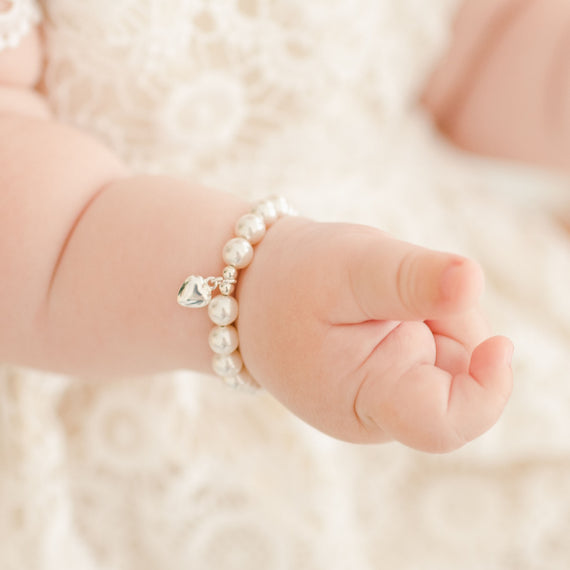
[5,0,568,454]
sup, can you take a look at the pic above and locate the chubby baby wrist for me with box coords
[177,196,297,390]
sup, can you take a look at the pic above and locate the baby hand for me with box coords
[237,217,513,452]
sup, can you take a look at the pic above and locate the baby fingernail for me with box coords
[440,260,464,300]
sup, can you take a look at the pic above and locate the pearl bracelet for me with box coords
[177,196,295,390]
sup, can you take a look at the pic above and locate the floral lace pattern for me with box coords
[42,0,457,178]
[2,0,570,568]
[0,0,40,52]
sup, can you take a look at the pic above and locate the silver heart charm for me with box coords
[177,275,212,308]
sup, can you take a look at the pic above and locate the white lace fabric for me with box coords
[0,0,40,52]
[2,1,570,568]
[42,0,457,177]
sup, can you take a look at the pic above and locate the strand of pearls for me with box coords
[0,0,41,53]
[177,196,295,389]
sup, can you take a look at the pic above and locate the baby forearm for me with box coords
[43,175,251,376]
[0,112,250,376]
[0,27,254,376]
[425,0,570,171]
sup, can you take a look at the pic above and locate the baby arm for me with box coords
[0,28,513,452]
[0,28,252,376]
[424,0,570,172]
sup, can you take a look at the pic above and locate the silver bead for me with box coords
[212,351,243,377]
[235,213,266,244]
[208,295,238,326]
[219,281,235,296]
[222,370,260,390]
[222,265,238,282]
[222,237,253,269]
[252,201,278,225]
[208,325,239,355]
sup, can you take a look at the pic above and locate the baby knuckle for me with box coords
[396,251,423,315]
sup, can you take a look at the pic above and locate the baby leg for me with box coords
[424,0,570,172]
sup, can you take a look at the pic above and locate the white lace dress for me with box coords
[2,1,570,569]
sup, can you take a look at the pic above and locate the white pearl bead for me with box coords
[208,326,239,355]
[222,370,259,390]
[212,351,243,377]
[253,201,278,225]
[208,295,238,326]
[270,196,290,216]
[222,237,253,269]
[235,213,266,244]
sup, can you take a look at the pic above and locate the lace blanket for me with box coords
[1,0,570,568]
